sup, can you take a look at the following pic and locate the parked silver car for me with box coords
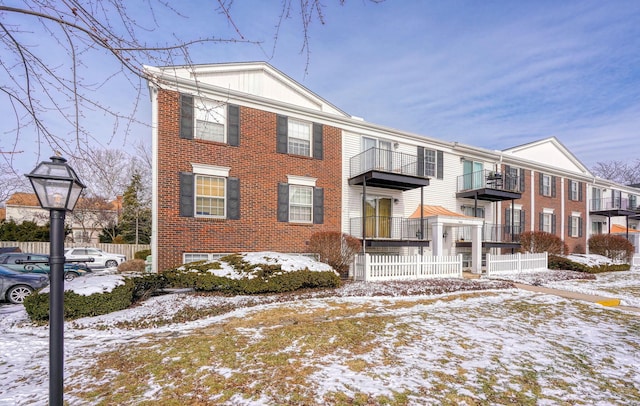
[64,247,126,269]
[0,265,49,304]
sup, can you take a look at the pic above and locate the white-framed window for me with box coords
[424,149,436,177]
[288,118,312,156]
[569,215,581,238]
[542,213,553,233]
[592,187,602,210]
[195,175,226,218]
[570,180,579,201]
[183,253,230,264]
[289,185,313,223]
[195,98,226,142]
[542,174,551,196]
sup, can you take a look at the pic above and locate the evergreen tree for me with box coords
[119,172,151,244]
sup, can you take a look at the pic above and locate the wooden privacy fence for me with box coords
[352,254,463,281]
[0,241,149,261]
[486,252,548,276]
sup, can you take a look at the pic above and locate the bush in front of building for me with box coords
[164,253,341,294]
[24,278,135,322]
[519,231,568,255]
[308,232,362,278]
[588,234,634,262]
[134,249,151,260]
[118,259,146,273]
[23,273,167,322]
[548,254,630,273]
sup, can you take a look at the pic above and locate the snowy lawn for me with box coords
[1,261,639,405]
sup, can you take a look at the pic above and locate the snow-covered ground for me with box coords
[1,255,639,405]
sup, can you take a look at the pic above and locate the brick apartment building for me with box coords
[146,62,640,272]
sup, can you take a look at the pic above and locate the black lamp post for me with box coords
[26,156,85,406]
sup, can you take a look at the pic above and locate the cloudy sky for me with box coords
[1,0,639,176]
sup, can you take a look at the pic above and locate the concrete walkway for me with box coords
[513,283,640,313]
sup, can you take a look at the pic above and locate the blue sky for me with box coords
[2,0,639,176]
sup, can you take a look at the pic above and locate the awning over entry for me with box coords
[409,205,483,225]
[610,224,639,234]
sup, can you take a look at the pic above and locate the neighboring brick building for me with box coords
[146,62,640,273]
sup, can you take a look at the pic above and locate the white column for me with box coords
[432,222,444,256]
[471,224,483,274]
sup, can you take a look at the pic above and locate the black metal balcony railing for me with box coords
[590,197,637,211]
[349,148,423,178]
[456,169,522,193]
[349,216,431,240]
[453,224,522,243]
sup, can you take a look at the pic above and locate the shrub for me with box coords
[520,231,568,255]
[308,232,361,277]
[573,244,585,254]
[548,254,631,273]
[134,249,151,260]
[164,253,341,295]
[24,278,136,322]
[588,234,634,262]
[118,259,146,273]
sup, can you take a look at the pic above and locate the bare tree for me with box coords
[592,159,640,186]
[69,149,137,200]
[1,1,375,171]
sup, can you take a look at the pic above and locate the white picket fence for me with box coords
[486,252,548,276]
[352,254,463,281]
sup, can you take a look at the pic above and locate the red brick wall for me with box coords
[156,90,342,271]
[501,169,587,253]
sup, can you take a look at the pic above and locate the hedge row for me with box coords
[548,254,631,274]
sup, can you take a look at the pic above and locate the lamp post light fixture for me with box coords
[25,155,85,406]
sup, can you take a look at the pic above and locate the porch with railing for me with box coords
[350,147,422,178]
[590,197,637,211]
[452,223,522,243]
[349,217,431,241]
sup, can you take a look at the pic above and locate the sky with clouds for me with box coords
[1,0,639,177]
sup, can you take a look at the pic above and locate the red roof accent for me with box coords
[409,205,474,219]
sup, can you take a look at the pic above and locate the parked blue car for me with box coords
[0,253,91,281]
[0,265,49,304]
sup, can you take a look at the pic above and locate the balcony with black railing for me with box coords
[590,197,639,217]
[456,169,522,202]
[349,216,431,247]
[348,147,430,191]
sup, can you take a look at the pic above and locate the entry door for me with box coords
[364,197,392,238]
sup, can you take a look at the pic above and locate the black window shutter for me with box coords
[228,104,240,146]
[539,212,543,231]
[551,176,557,197]
[313,187,324,224]
[579,218,583,237]
[179,172,194,217]
[568,215,572,236]
[578,182,583,202]
[313,123,323,160]
[539,173,543,195]
[552,214,557,234]
[436,150,444,179]
[226,177,240,220]
[505,208,511,234]
[568,180,572,200]
[276,115,288,153]
[416,147,425,177]
[520,210,526,232]
[520,168,526,192]
[277,183,289,222]
[180,95,194,139]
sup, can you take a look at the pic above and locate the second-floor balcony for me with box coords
[456,169,522,202]
[590,197,639,216]
[349,148,430,191]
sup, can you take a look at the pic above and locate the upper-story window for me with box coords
[288,119,312,156]
[195,98,226,142]
[277,115,323,159]
[539,173,556,197]
[179,94,240,146]
[592,187,602,210]
[568,180,582,201]
[424,149,436,177]
[612,190,622,208]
